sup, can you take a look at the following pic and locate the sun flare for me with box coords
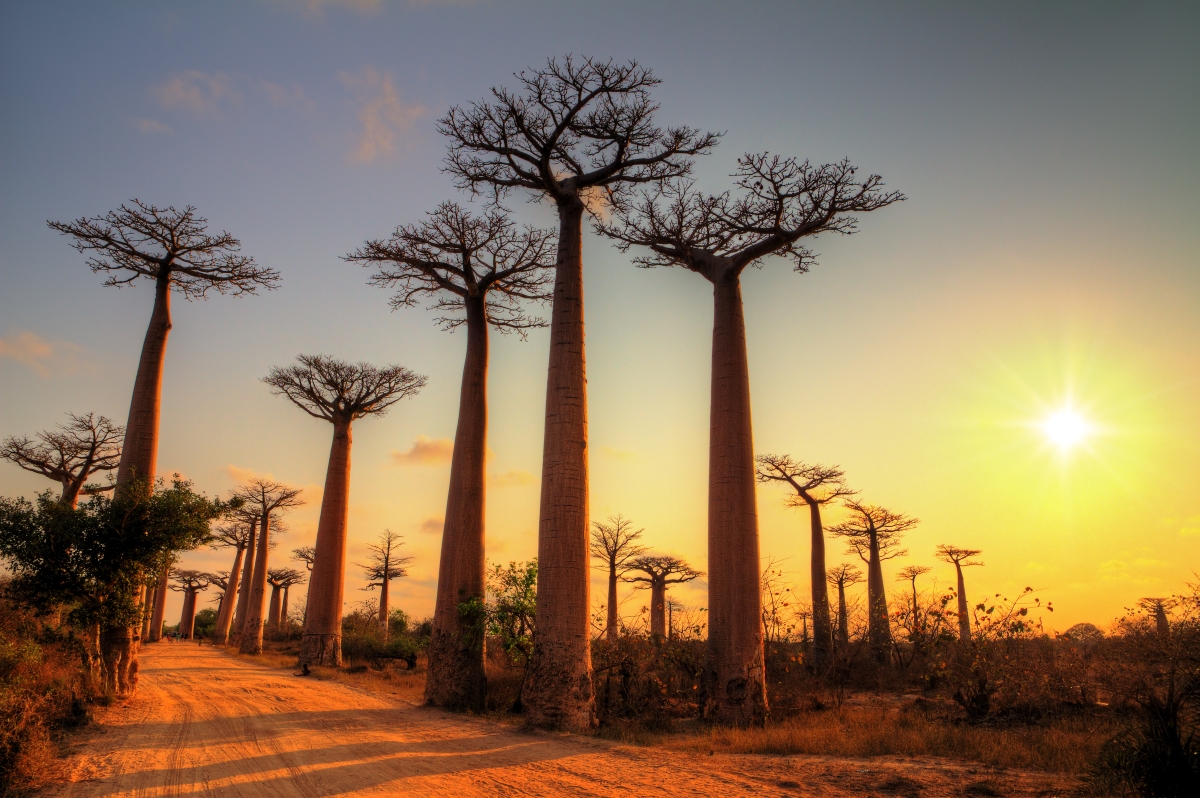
[1041,408,1091,450]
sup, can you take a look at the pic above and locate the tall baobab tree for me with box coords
[356,530,413,642]
[602,156,902,722]
[830,502,916,663]
[228,507,261,640]
[273,568,306,630]
[234,479,305,655]
[440,56,717,730]
[590,515,647,643]
[1,413,123,508]
[209,521,252,644]
[827,563,864,650]
[755,455,854,673]
[935,545,983,642]
[264,355,425,666]
[348,203,554,710]
[623,555,703,641]
[1138,597,1176,640]
[170,569,210,639]
[147,555,175,643]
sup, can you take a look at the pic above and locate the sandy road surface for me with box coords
[43,645,1069,797]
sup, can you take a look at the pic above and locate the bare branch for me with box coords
[263,355,426,424]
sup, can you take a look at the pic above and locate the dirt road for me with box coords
[43,645,1067,797]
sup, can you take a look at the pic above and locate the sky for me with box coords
[1,0,1198,633]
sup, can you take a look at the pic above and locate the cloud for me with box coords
[340,67,425,162]
[276,0,383,13]
[489,470,537,488]
[0,330,92,377]
[418,516,443,534]
[1176,516,1200,538]
[600,446,637,461]
[137,118,172,134]
[391,436,454,465]
[155,71,241,116]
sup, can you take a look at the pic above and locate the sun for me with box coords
[1041,408,1091,450]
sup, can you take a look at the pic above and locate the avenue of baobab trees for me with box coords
[4,54,948,728]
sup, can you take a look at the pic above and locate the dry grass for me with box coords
[666,704,1118,773]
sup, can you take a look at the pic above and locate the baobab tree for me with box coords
[440,55,717,730]
[827,564,865,650]
[755,455,855,673]
[206,571,230,604]
[936,545,983,642]
[830,502,916,663]
[147,555,175,643]
[356,530,413,642]
[623,555,703,641]
[1138,597,1176,640]
[273,568,306,630]
[895,565,931,651]
[264,355,425,666]
[292,545,315,623]
[228,506,262,640]
[234,479,305,655]
[169,569,209,639]
[1,413,123,508]
[590,515,647,643]
[348,203,554,710]
[602,156,901,721]
[209,520,252,644]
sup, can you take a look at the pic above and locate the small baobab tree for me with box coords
[935,545,983,642]
[827,564,865,650]
[170,569,210,639]
[441,55,717,730]
[209,520,252,644]
[623,555,703,641]
[895,564,932,654]
[602,155,901,722]
[234,479,305,655]
[228,506,262,640]
[755,455,855,672]
[1138,598,1176,640]
[264,355,426,666]
[1,413,123,508]
[590,515,648,643]
[274,568,306,630]
[348,202,554,711]
[830,502,916,663]
[356,530,413,642]
[292,545,315,622]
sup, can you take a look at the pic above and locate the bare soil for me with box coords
[41,645,1074,797]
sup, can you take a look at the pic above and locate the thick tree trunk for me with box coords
[179,588,197,639]
[62,474,86,509]
[606,564,619,643]
[300,418,353,667]
[117,273,171,487]
[280,587,290,630]
[955,564,971,642]
[213,545,245,645]
[427,298,489,711]
[100,627,135,694]
[702,272,767,725]
[1155,603,1170,639]
[230,519,258,639]
[148,564,169,642]
[140,583,155,641]
[867,534,892,663]
[239,512,272,655]
[650,579,667,640]
[526,196,594,731]
[836,581,849,649]
[267,584,282,635]
[807,500,834,672]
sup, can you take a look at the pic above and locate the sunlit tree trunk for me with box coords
[239,513,272,655]
[140,583,155,641]
[267,584,282,635]
[148,564,169,643]
[867,531,892,662]
[230,519,258,639]
[213,544,246,645]
[427,298,489,710]
[300,418,353,666]
[702,272,767,725]
[179,588,198,639]
[280,586,290,630]
[955,563,971,642]
[526,196,595,731]
[806,499,834,672]
[606,563,619,643]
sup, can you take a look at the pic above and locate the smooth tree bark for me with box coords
[209,521,252,644]
[827,564,864,650]
[235,480,305,655]
[229,514,259,640]
[148,562,171,642]
[830,501,917,663]
[348,203,554,711]
[48,201,277,691]
[936,545,983,642]
[355,530,413,643]
[755,455,855,673]
[623,555,703,640]
[602,155,902,722]
[440,56,716,731]
[589,515,647,642]
[1,414,123,508]
[169,570,209,639]
[265,355,425,667]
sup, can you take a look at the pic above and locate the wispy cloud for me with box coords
[0,330,92,377]
[155,71,242,116]
[489,470,537,488]
[137,118,172,134]
[391,435,454,465]
[340,67,425,162]
[418,515,443,534]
